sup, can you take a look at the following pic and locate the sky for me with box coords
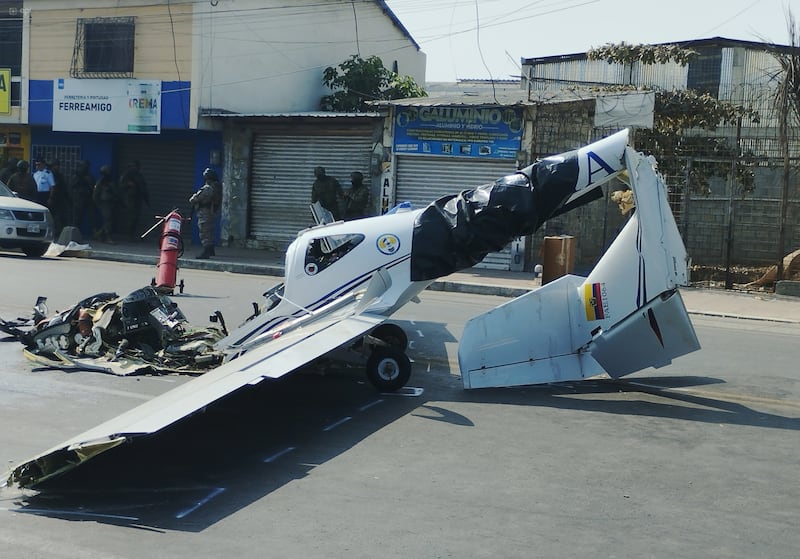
[383,0,799,82]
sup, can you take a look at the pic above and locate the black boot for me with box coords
[196,246,212,260]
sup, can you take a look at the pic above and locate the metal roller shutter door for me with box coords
[250,134,373,249]
[395,155,519,270]
[117,138,196,218]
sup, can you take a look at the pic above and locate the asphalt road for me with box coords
[1,253,799,559]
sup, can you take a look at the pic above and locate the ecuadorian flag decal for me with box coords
[584,282,609,321]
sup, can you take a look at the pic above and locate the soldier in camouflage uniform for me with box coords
[343,171,370,220]
[92,165,118,243]
[119,160,150,240]
[189,167,220,259]
[310,166,343,221]
[69,160,95,237]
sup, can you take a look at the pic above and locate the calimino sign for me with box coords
[393,106,523,159]
[52,79,161,134]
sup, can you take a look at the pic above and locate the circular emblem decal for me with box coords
[376,234,400,255]
[305,262,319,275]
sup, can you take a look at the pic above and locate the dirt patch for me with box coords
[690,265,774,291]
[691,264,800,291]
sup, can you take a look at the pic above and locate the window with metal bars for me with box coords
[0,1,23,105]
[71,16,135,78]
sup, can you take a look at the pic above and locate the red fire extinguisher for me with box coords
[144,209,187,294]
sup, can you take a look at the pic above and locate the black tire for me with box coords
[366,346,411,392]
[21,243,48,257]
[370,323,408,351]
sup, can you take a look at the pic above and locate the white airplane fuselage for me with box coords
[218,207,432,351]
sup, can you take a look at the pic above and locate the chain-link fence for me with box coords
[526,110,800,281]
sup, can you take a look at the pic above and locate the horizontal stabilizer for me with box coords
[459,275,604,389]
[589,289,700,378]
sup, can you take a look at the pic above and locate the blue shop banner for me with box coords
[393,106,522,159]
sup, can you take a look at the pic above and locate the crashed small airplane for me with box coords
[5,129,700,488]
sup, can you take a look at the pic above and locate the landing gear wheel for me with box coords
[366,346,411,392]
[370,323,408,351]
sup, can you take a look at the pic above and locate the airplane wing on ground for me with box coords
[6,288,387,489]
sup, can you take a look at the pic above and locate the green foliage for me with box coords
[588,42,698,66]
[654,89,759,134]
[321,55,426,112]
[589,43,760,196]
[772,12,800,130]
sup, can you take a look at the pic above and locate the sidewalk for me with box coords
[76,239,800,324]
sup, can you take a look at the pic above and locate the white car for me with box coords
[0,180,54,257]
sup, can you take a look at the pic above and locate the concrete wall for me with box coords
[190,0,425,120]
[27,1,193,80]
[220,122,252,245]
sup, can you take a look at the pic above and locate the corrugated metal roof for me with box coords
[373,87,600,108]
[522,36,796,65]
[200,110,385,119]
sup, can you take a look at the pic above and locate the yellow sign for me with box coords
[0,68,10,115]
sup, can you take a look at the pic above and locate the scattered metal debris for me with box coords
[0,286,225,375]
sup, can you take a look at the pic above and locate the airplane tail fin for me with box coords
[459,147,700,389]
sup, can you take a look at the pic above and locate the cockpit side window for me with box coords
[304,233,365,275]
[494,172,530,188]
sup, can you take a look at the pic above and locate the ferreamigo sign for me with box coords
[52,79,161,134]
[0,68,10,115]
[393,106,523,159]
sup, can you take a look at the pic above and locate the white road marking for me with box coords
[359,399,384,412]
[175,487,226,519]
[415,330,424,337]
[263,446,296,463]
[323,416,352,431]
[382,387,424,397]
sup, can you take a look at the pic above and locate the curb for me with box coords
[85,249,532,299]
[426,280,529,299]
[86,250,285,278]
[685,309,800,324]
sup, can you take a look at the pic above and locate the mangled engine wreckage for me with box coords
[0,287,225,375]
[4,129,702,489]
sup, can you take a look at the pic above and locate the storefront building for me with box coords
[379,97,535,270]
[27,78,222,239]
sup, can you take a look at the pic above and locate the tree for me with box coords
[321,55,426,112]
[587,42,759,196]
[769,9,800,279]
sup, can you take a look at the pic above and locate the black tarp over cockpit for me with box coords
[409,141,620,281]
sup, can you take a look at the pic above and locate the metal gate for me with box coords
[395,155,519,270]
[250,133,373,249]
[117,138,196,220]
